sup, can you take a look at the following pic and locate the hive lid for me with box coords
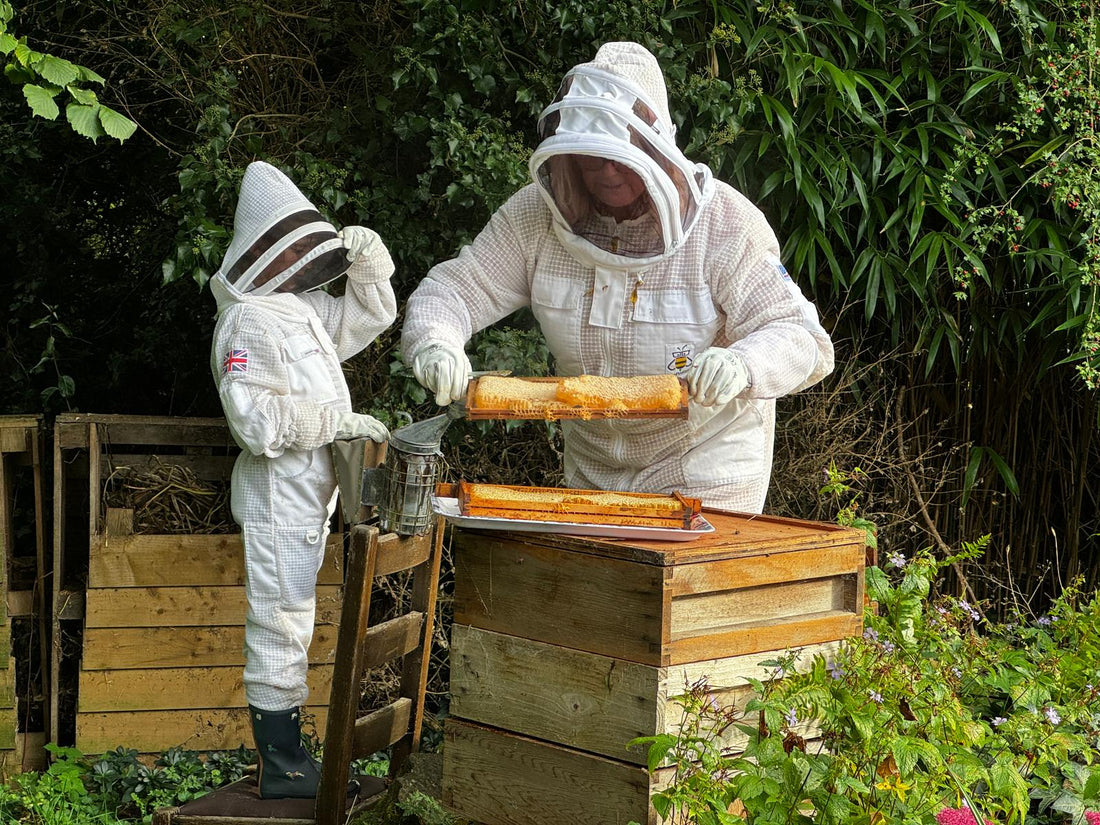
[451,505,867,566]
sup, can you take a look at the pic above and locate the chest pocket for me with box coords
[282,334,340,404]
[632,288,722,376]
[531,274,585,375]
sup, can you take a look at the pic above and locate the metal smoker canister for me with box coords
[332,412,455,536]
[377,413,451,536]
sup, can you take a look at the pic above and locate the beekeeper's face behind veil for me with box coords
[530,42,715,267]
[218,161,352,296]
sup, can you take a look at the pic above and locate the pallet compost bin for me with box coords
[442,510,867,825]
[0,416,49,774]
[52,414,343,754]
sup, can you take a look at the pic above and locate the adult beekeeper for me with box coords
[210,161,396,798]
[401,42,834,513]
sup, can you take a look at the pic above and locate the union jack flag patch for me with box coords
[223,349,249,374]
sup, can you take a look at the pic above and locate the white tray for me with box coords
[431,496,714,542]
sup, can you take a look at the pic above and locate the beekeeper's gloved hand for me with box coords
[337,226,379,263]
[334,411,389,443]
[411,342,472,406]
[686,348,750,407]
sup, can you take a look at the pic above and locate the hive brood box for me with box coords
[442,510,866,825]
[0,416,49,774]
[52,414,343,754]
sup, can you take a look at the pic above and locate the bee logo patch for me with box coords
[667,343,694,374]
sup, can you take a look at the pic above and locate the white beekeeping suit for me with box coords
[402,42,833,513]
[209,161,396,798]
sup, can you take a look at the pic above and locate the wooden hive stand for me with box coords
[0,416,49,774]
[443,509,867,824]
[153,518,445,825]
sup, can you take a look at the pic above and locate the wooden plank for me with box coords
[450,625,658,763]
[85,585,343,628]
[670,576,856,636]
[0,662,15,708]
[55,590,84,620]
[667,544,864,596]
[0,428,29,453]
[75,707,329,755]
[316,525,377,825]
[98,453,237,482]
[442,718,655,825]
[88,422,101,543]
[105,508,134,536]
[374,530,431,577]
[6,590,34,618]
[392,515,446,765]
[668,611,862,665]
[16,731,47,774]
[78,665,334,711]
[88,533,344,587]
[485,510,868,567]
[360,612,423,671]
[0,712,15,750]
[50,428,66,745]
[54,414,233,448]
[453,533,666,665]
[81,624,339,670]
[450,627,840,766]
[352,697,411,758]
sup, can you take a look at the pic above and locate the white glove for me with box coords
[686,348,750,406]
[334,411,389,443]
[337,226,379,263]
[411,342,472,406]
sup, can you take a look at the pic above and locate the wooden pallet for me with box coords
[0,416,49,774]
[51,414,344,755]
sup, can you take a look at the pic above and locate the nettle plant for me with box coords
[639,543,1100,825]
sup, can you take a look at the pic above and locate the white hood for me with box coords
[529,42,715,270]
[213,161,351,299]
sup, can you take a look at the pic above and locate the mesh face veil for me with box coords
[529,47,714,267]
[216,161,352,296]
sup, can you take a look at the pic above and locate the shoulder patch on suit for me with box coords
[766,253,792,281]
[222,348,249,374]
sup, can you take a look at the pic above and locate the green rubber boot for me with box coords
[249,706,323,799]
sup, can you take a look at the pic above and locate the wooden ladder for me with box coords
[153,518,445,824]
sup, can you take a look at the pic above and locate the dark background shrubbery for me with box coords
[4,0,1098,611]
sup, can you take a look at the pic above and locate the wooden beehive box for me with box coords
[442,510,866,825]
[0,416,49,774]
[52,414,343,754]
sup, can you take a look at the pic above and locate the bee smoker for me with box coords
[332,411,457,536]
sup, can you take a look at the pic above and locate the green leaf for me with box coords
[22,83,59,119]
[77,64,105,84]
[66,101,105,142]
[983,447,1020,498]
[66,84,97,105]
[0,31,15,54]
[99,105,137,141]
[958,70,1008,105]
[36,53,79,85]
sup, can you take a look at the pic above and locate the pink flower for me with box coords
[1085,812,1100,825]
[935,807,993,825]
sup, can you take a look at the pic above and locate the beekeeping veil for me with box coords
[216,161,351,296]
[530,42,715,269]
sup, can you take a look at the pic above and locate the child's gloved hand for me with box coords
[337,226,379,263]
[334,411,389,443]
